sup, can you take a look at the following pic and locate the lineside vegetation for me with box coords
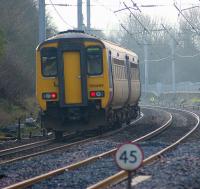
[0,0,56,128]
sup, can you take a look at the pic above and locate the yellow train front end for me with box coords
[36,31,111,137]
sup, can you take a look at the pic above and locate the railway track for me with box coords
[0,112,144,166]
[87,107,200,189]
[0,135,54,151]
[0,137,16,141]
[1,107,172,189]
[0,138,53,157]
[0,136,74,165]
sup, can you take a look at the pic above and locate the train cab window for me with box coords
[87,47,103,75]
[41,48,57,77]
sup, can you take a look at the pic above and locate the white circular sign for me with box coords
[115,143,144,171]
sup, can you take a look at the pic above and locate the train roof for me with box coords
[37,30,103,49]
[101,39,138,59]
[39,30,138,59]
[48,30,98,40]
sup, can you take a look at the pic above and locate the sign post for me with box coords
[115,143,144,189]
[127,171,133,189]
[17,118,21,140]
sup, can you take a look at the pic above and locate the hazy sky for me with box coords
[46,0,200,33]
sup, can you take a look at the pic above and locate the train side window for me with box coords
[116,66,118,79]
[112,65,115,78]
[123,67,125,79]
[113,65,116,78]
[41,47,57,77]
[112,58,125,80]
[117,66,120,79]
[130,62,139,80]
[114,66,116,79]
[87,47,103,75]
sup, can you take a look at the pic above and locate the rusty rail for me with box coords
[87,109,199,189]
[3,108,172,189]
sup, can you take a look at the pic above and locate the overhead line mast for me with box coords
[77,0,83,30]
[39,0,46,43]
[161,24,178,92]
[123,1,150,93]
[87,0,91,30]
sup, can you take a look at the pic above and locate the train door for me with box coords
[63,51,82,104]
[58,45,87,107]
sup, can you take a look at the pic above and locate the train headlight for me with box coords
[90,91,104,98]
[42,92,57,100]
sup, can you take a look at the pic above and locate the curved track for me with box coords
[87,107,200,189]
[0,139,53,157]
[0,113,144,166]
[2,107,172,189]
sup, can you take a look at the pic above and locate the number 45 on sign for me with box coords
[115,143,144,171]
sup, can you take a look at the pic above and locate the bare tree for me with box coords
[0,0,57,104]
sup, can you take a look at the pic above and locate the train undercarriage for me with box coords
[41,102,140,140]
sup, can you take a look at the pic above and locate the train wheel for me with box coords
[116,111,123,125]
[55,131,63,141]
[126,108,131,125]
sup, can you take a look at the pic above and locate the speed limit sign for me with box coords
[115,143,144,171]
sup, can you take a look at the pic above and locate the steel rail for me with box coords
[3,108,172,189]
[0,132,77,158]
[0,132,74,156]
[0,139,53,157]
[0,136,16,141]
[0,114,144,166]
[0,131,82,159]
[0,135,104,166]
[87,108,200,189]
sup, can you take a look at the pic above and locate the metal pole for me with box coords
[40,112,46,137]
[77,0,83,30]
[171,38,176,92]
[87,0,91,30]
[17,118,21,140]
[39,0,46,43]
[127,171,132,189]
[144,36,148,93]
